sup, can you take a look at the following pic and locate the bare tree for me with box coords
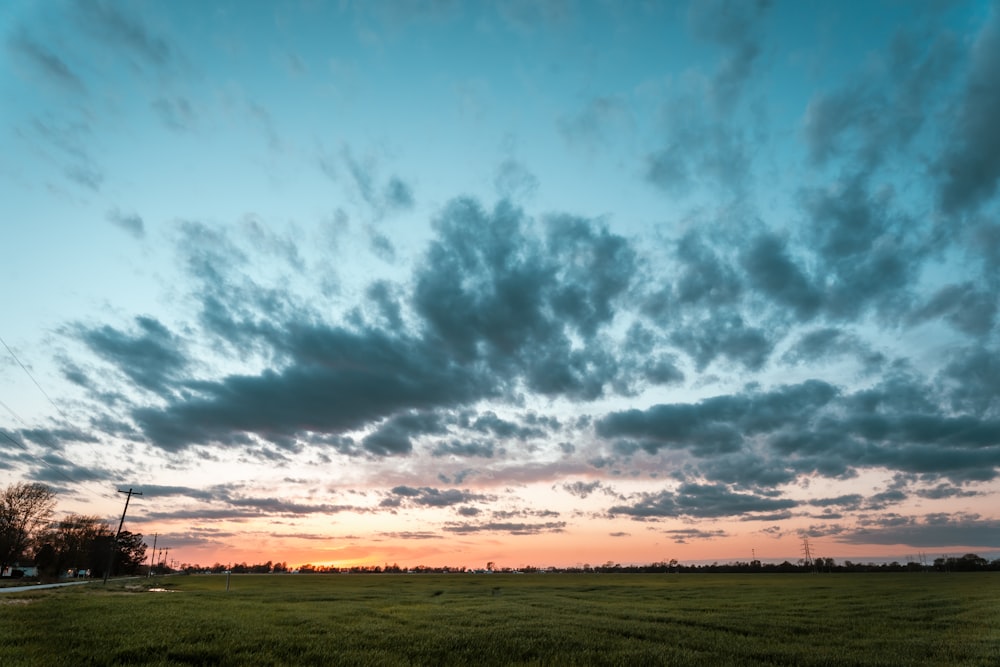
[0,482,56,573]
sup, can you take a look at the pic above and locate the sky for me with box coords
[2,0,1000,570]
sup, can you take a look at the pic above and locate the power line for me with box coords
[0,334,121,504]
[0,335,63,417]
[0,428,115,503]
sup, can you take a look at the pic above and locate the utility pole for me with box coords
[104,487,142,584]
[147,533,158,577]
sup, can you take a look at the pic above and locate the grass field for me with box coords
[1,573,998,666]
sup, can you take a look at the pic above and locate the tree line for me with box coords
[0,482,147,581]
[172,554,1000,576]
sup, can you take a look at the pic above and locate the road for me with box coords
[0,579,96,593]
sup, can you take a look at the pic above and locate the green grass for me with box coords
[1,573,998,665]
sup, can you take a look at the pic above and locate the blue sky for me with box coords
[2,0,999,568]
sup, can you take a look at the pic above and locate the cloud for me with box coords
[85,201,639,452]
[610,483,798,519]
[131,326,488,452]
[798,174,920,321]
[558,96,631,153]
[668,310,772,371]
[937,5,1000,214]
[384,177,414,210]
[561,480,603,498]
[939,344,1000,415]
[782,327,885,371]
[387,486,485,508]
[802,27,959,168]
[106,207,145,239]
[911,282,997,337]
[687,0,771,109]
[840,513,1000,548]
[431,439,496,458]
[598,379,838,458]
[494,158,538,200]
[443,520,566,535]
[644,98,752,197]
[152,96,197,132]
[19,427,100,448]
[362,411,448,456]
[65,163,104,190]
[8,32,86,93]
[74,0,172,68]
[663,527,727,544]
[74,316,188,395]
[414,199,636,399]
[741,233,822,320]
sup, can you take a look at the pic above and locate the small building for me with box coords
[1,564,39,578]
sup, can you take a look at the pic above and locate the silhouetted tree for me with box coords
[1,482,56,574]
[112,530,147,575]
[39,514,111,576]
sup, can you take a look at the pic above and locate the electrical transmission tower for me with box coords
[801,536,815,572]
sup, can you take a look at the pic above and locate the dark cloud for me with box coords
[687,0,771,109]
[364,281,405,331]
[464,410,545,441]
[28,452,114,484]
[609,483,797,519]
[362,411,448,456]
[840,513,1000,548]
[19,427,100,448]
[803,27,959,168]
[226,496,358,516]
[562,480,603,498]
[132,326,487,452]
[910,282,997,336]
[808,494,864,510]
[640,355,685,386]
[741,233,822,320]
[938,6,1000,214]
[75,316,188,395]
[106,207,145,239]
[414,198,635,399]
[431,439,496,458]
[141,508,267,522]
[663,527,727,544]
[669,311,772,371]
[443,520,566,535]
[799,174,919,321]
[671,230,743,309]
[384,177,414,210]
[388,486,485,507]
[644,109,751,197]
[939,344,1000,415]
[782,328,885,371]
[595,380,837,455]
[915,484,979,500]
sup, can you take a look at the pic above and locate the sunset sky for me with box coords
[2,0,1000,570]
